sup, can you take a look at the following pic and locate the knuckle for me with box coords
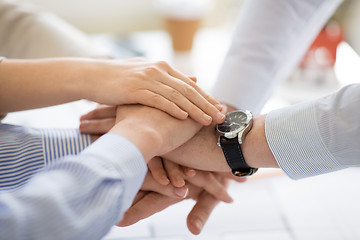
[155,60,169,68]
[187,79,198,89]
[144,66,161,76]
[144,93,162,106]
[170,89,182,100]
[182,83,196,97]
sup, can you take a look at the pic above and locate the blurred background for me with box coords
[4,0,360,239]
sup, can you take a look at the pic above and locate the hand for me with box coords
[118,173,243,235]
[163,124,231,172]
[110,104,202,161]
[83,58,225,125]
[79,105,116,135]
[0,58,225,125]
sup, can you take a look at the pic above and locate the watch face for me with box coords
[217,111,248,134]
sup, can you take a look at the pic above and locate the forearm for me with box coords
[0,58,96,113]
[164,115,278,172]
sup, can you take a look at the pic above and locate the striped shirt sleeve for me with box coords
[0,124,92,191]
[0,133,147,240]
[265,84,360,180]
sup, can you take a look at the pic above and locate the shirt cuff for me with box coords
[265,101,344,180]
[81,133,147,212]
[40,128,92,166]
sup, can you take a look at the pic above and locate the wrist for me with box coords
[241,114,278,168]
[66,58,100,102]
[109,120,162,162]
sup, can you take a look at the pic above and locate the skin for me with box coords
[110,104,202,161]
[79,104,266,235]
[0,57,225,125]
[118,173,246,235]
[116,105,278,234]
[163,114,279,171]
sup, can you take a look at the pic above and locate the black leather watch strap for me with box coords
[219,136,258,177]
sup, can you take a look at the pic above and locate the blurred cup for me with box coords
[155,0,211,52]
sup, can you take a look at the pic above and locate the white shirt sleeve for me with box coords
[266,84,360,180]
[211,0,342,114]
[0,0,113,58]
[0,133,147,240]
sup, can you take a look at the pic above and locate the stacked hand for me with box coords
[80,102,244,234]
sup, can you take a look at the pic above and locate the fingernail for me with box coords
[186,169,196,177]
[161,175,170,185]
[194,219,203,231]
[181,111,188,118]
[174,186,189,198]
[217,112,225,121]
[226,194,234,203]
[175,176,185,187]
[203,114,212,122]
[215,104,223,111]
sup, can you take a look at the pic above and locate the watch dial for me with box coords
[217,111,247,133]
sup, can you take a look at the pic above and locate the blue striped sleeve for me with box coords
[40,128,92,166]
[0,133,147,240]
[0,124,92,191]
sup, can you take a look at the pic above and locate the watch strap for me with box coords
[219,136,258,177]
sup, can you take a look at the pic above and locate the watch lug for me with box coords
[237,130,244,144]
[217,136,221,147]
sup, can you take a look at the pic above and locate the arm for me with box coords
[165,84,360,179]
[0,58,224,125]
[0,134,147,240]
[212,0,342,114]
[162,115,277,172]
[0,0,111,58]
[266,84,360,179]
[0,104,201,239]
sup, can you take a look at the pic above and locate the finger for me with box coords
[141,172,189,199]
[163,160,186,188]
[132,191,147,206]
[79,118,115,134]
[118,192,181,227]
[135,90,189,120]
[186,190,220,235]
[163,63,222,108]
[182,166,196,178]
[148,157,170,186]
[186,171,233,203]
[189,76,197,83]
[147,83,213,125]
[80,105,116,121]
[156,77,225,124]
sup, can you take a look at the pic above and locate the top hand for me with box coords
[0,58,225,125]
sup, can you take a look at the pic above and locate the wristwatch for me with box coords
[216,110,258,177]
